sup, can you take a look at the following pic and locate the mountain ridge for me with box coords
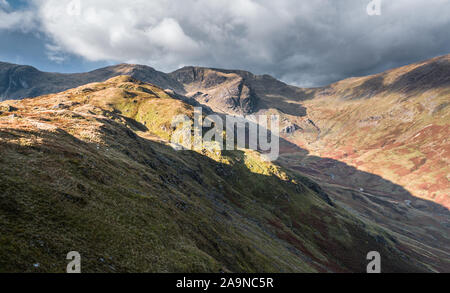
[0,62,185,101]
[2,53,449,99]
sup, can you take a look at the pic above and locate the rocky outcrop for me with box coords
[170,67,258,115]
[170,66,310,116]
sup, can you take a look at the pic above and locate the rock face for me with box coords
[170,66,310,116]
[169,67,258,115]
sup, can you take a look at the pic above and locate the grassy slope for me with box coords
[0,76,433,272]
[281,55,450,208]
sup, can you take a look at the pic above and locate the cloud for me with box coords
[2,0,450,86]
[45,44,66,63]
[33,0,203,64]
[0,0,10,9]
[0,1,36,31]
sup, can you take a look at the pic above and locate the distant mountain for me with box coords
[0,62,184,101]
[0,61,313,117]
[169,66,312,116]
[1,76,436,272]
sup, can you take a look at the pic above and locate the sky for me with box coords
[0,0,449,87]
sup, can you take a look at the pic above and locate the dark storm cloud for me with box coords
[1,0,449,86]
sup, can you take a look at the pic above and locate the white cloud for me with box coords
[45,44,66,63]
[146,18,199,53]
[33,0,203,67]
[2,0,450,85]
[0,1,36,31]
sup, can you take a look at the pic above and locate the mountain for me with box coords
[165,58,450,272]
[1,55,448,207]
[0,62,184,101]
[169,66,312,116]
[0,61,312,117]
[280,54,450,208]
[184,57,450,267]
[165,56,449,209]
[0,56,449,272]
[0,76,441,272]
